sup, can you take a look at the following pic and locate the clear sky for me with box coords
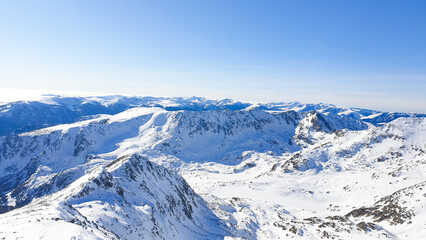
[1,0,425,113]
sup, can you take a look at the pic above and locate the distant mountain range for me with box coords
[1,95,424,136]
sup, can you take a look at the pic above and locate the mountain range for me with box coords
[0,95,425,239]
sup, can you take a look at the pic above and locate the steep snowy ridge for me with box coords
[0,154,229,239]
[0,96,425,239]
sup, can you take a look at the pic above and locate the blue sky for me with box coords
[0,1,425,112]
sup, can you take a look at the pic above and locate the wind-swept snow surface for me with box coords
[0,96,425,239]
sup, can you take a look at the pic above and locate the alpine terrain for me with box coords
[0,95,425,240]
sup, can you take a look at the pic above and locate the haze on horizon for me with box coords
[0,1,425,113]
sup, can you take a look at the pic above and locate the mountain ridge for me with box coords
[1,95,425,136]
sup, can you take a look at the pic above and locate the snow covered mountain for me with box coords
[0,95,425,239]
[1,95,424,136]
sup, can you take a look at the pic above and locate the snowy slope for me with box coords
[181,116,426,239]
[0,96,425,239]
